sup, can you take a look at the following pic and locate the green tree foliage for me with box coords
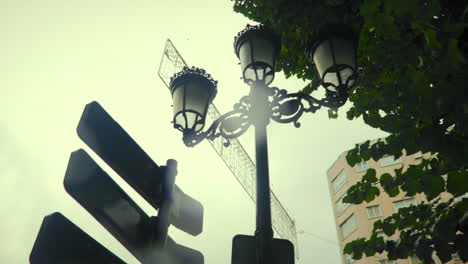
[232,0,468,262]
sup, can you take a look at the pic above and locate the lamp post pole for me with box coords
[250,81,274,264]
[168,23,357,264]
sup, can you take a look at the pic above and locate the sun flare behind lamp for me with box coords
[168,24,357,264]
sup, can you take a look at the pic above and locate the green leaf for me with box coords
[447,171,468,196]
[434,213,458,241]
[344,238,366,258]
[433,239,453,263]
[455,234,468,261]
[446,39,466,65]
[328,108,338,119]
[365,186,380,202]
[415,238,434,264]
[380,173,393,187]
[401,174,420,197]
[373,220,383,231]
[382,221,396,236]
[424,175,445,201]
[346,151,361,167]
[363,168,378,183]
[388,186,401,197]
[364,244,376,257]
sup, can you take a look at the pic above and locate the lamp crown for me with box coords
[169,66,218,92]
[233,24,279,57]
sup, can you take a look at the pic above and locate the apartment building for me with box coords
[327,148,466,264]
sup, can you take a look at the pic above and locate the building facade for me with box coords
[327,149,465,264]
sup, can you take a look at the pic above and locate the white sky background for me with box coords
[1,1,388,263]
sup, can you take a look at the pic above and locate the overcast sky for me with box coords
[1,1,388,263]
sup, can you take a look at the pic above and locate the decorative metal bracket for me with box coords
[183,96,252,147]
[182,84,347,147]
[270,85,348,126]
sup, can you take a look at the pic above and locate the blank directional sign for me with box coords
[76,101,203,236]
[64,149,203,264]
[64,149,153,262]
[171,185,204,236]
[76,101,163,209]
[232,235,294,264]
[29,212,126,264]
[165,237,204,264]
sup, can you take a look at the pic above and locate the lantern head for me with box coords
[234,24,280,86]
[169,66,218,133]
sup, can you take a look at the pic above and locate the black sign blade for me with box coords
[76,101,163,209]
[30,212,126,264]
[165,237,204,264]
[171,185,204,236]
[63,149,154,263]
[231,235,294,264]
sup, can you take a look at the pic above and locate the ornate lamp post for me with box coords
[168,24,357,264]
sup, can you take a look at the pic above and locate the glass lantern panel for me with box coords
[323,71,339,91]
[340,67,355,86]
[252,36,275,68]
[173,84,187,130]
[252,36,275,84]
[185,112,198,131]
[324,66,355,90]
[239,40,253,80]
[172,81,211,131]
[313,39,334,81]
[331,37,355,70]
[172,84,185,120]
[175,113,186,130]
[239,36,275,84]
[194,120,204,132]
[184,80,210,117]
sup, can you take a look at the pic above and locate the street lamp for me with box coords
[168,24,356,264]
[234,24,279,86]
[169,67,218,134]
[305,25,357,105]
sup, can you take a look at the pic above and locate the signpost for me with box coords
[30,101,204,263]
[64,149,203,264]
[30,212,126,264]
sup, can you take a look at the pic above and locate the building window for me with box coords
[336,193,351,215]
[340,214,357,239]
[345,254,355,264]
[355,161,369,172]
[378,260,396,264]
[393,198,417,212]
[332,169,347,192]
[367,205,382,218]
[379,155,403,167]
